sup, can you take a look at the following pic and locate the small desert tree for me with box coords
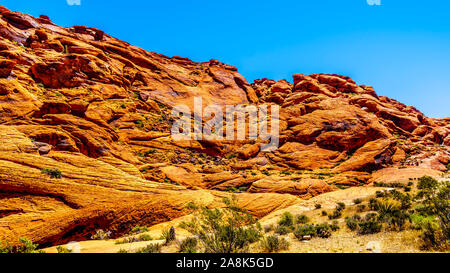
[415,176,449,250]
[180,196,262,253]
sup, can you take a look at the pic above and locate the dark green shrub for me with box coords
[369,198,380,211]
[414,176,449,250]
[321,210,328,216]
[41,168,62,179]
[260,235,289,253]
[357,219,382,235]
[296,214,309,224]
[336,202,346,211]
[179,196,263,253]
[357,204,366,212]
[346,216,359,231]
[178,237,198,253]
[56,246,72,253]
[275,225,291,235]
[315,224,332,238]
[278,212,294,227]
[0,238,44,253]
[353,198,362,205]
[328,209,342,220]
[294,225,316,239]
[136,243,162,253]
[130,225,149,235]
[330,221,340,231]
[315,204,322,210]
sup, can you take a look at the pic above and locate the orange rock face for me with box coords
[0,6,448,246]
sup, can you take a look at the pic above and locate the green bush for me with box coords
[278,212,294,227]
[330,221,340,231]
[260,235,289,253]
[369,198,380,211]
[0,238,44,253]
[315,204,322,210]
[275,225,292,235]
[130,225,149,235]
[357,204,366,212]
[294,225,316,239]
[336,202,346,211]
[414,176,449,250]
[357,219,382,235]
[41,168,62,179]
[56,246,72,253]
[346,215,360,231]
[178,237,198,253]
[296,214,309,224]
[315,224,332,238]
[136,243,162,253]
[353,198,362,205]
[328,209,342,220]
[179,196,263,253]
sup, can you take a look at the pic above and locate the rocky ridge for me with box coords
[0,6,449,246]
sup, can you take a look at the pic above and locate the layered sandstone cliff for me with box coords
[0,6,448,246]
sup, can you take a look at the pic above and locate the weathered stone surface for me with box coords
[0,6,448,248]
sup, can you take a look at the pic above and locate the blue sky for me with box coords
[2,0,449,117]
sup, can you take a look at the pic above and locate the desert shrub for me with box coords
[130,225,149,235]
[369,198,380,211]
[336,202,346,211]
[315,224,332,238]
[136,243,162,253]
[161,227,176,245]
[321,210,328,216]
[56,246,72,253]
[0,238,44,253]
[374,199,409,231]
[278,212,294,227]
[41,168,62,179]
[138,234,153,241]
[91,229,111,240]
[294,225,316,239]
[409,213,436,230]
[260,235,289,253]
[346,215,360,231]
[330,221,340,231]
[315,204,322,210]
[357,219,382,235]
[357,204,366,212]
[275,225,291,235]
[376,191,385,198]
[178,237,198,253]
[296,214,309,224]
[328,209,342,220]
[353,198,362,205]
[179,196,263,253]
[115,234,153,245]
[414,176,449,250]
[0,241,12,253]
[387,190,412,210]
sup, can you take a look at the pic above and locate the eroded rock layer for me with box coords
[0,6,448,246]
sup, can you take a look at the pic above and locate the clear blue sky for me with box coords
[2,0,449,117]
